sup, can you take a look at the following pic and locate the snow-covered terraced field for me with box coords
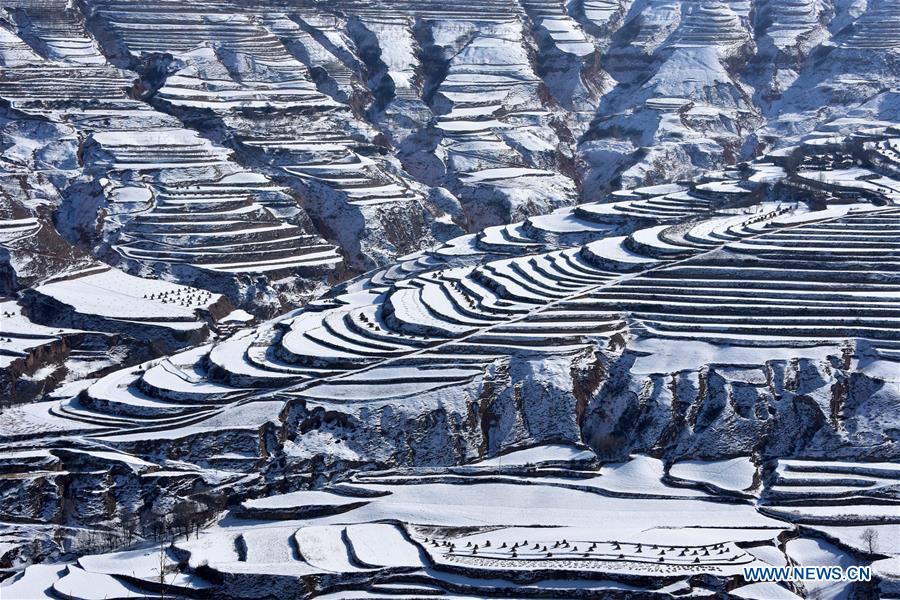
[521,0,595,56]
[762,460,900,524]
[1,1,900,597]
[111,180,342,276]
[0,300,77,370]
[0,2,343,296]
[755,0,825,51]
[3,147,895,450]
[838,0,900,49]
[1,125,899,598]
[430,16,565,189]
[75,0,479,276]
[7,448,894,598]
[670,1,748,50]
[131,21,426,209]
[0,264,234,403]
[33,268,218,322]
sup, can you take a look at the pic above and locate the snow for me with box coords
[220,309,254,323]
[0,564,66,599]
[695,180,747,194]
[810,524,900,556]
[526,210,608,234]
[468,444,596,467]
[241,527,308,568]
[626,338,842,375]
[630,224,692,253]
[646,47,739,99]
[294,525,370,572]
[77,548,212,590]
[66,448,158,470]
[460,167,555,182]
[175,525,316,576]
[219,172,269,184]
[445,104,501,119]
[34,268,218,320]
[362,18,418,92]
[0,448,52,461]
[56,471,794,586]
[303,378,466,401]
[0,218,41,243]
[745,545,789,567]
[241,490,363,511]
[0,400,105,437]
[424,525,763,576]
[2,7,900,597]
[749,163,787,183]
[584,455,708,497]
[108,186,152,203]
[282,431,363,462]
[323,480,784,537]
[52,566,152,600]
[872,557,900,580]
[773,459,900,491]
[338,365,481,383]
[436,234,479,256]
[670,457,756,492]
[766,204,860,226]
[345,523,424,567]
[437,119,507,133]
[92,128,224,151]
[583,236,661,266]
[176,529,240,569]
[731,582,802,600]
[770,504,899,520]
[0,300,77,368]
[634,183,686,196]
[784,538,863,600]
[140,347,246,397]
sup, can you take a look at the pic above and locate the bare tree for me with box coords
[171,501,199,541]
[155,539,169,600]
[145,512,171,543]
[152,536,180,600]
[119,508,139,548]
[860,528,879,554]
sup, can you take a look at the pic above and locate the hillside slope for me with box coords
[1,123,898,598]
[0,1,899,598]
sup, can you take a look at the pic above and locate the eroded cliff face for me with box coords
[581,340,898,462]
[261,339,898,474]
[259,352,599,475]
